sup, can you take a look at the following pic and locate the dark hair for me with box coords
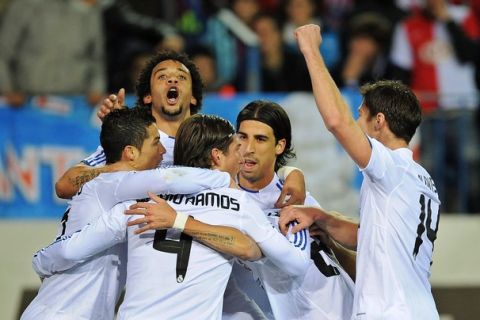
[174,114,235,168]
[349,13,391,48]
[360,80,421,143]
[236,100,295,171]
[135,50,204,114]
[100,107,156,164]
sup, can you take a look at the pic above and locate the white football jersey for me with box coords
[354,138,440,319]
[82,129,175,167]
[40,123,264,319]
[25,167,230,320]
[236,175,355,320]
[32,188,310,320]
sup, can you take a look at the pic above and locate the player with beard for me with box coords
[55,51,203,198]
[24,108,237,320]
[53,50,305,319]
[129,101,356,320]
[55,50,304,211]
[33,114,310,319]
[232,100,354,320]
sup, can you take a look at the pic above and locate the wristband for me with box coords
[277,166,303,180]
[172,212,189,232]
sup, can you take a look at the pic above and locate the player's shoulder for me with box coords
[88,171,128,188]
[212,187,262,208]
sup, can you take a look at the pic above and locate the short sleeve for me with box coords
[361,137,390,182]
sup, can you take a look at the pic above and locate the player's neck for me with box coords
[153,112,190,137]
[382,136,409,150]
[108,161,136,172]
[237,171,275,191]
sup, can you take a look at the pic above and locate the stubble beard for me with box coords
[161,105,183,118]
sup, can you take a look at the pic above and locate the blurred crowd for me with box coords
[0,0,479,213]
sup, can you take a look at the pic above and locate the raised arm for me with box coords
[32,202,131,278]
[126,193,261,261]
[295,24,371,168]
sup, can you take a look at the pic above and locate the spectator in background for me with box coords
[253,13,311,91]
[0,0,106,107]
[331,13,391,88]
[187,45,221,92]
[344,0,407,52]
[282,0,322,47]
[121,49,155,94]
[321,0,354,32]
[0,0,11,19]
[203,0,261,91]
[351,0,407,27]
[281,0,340,69]
[102,0,184,92]
[390,0,480,212]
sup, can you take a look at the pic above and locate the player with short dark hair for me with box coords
[233,100,354,319]
[55,50,303,210]
[55,50,205,198]
[24,107,238,320]
[280,25,440,319]
[33,114,310,319]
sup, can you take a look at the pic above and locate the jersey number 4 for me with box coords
[153,230,193,283]
[413,194,440,262]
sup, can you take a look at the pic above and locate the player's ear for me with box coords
[210,148,222,168]
[374,113,385,130]
[124,145,139,161]
[190,96,197,106]
[275,138,286,156]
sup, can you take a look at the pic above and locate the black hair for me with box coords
[135,50,204,114]
[360,80,421,143]
[100,107,156,164]
[236,100,295,171]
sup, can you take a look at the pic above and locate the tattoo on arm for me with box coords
[190,231,236,248]
[69,169,103,189]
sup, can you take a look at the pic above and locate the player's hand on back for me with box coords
[97,88,126,122]
[125,192,177,234]
[279,205,315,235]
[309,223,332,247]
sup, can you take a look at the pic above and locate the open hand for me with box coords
[125,192,177,234]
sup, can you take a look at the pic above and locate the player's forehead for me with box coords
[238,120,274,137]
[152,59,190,75]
